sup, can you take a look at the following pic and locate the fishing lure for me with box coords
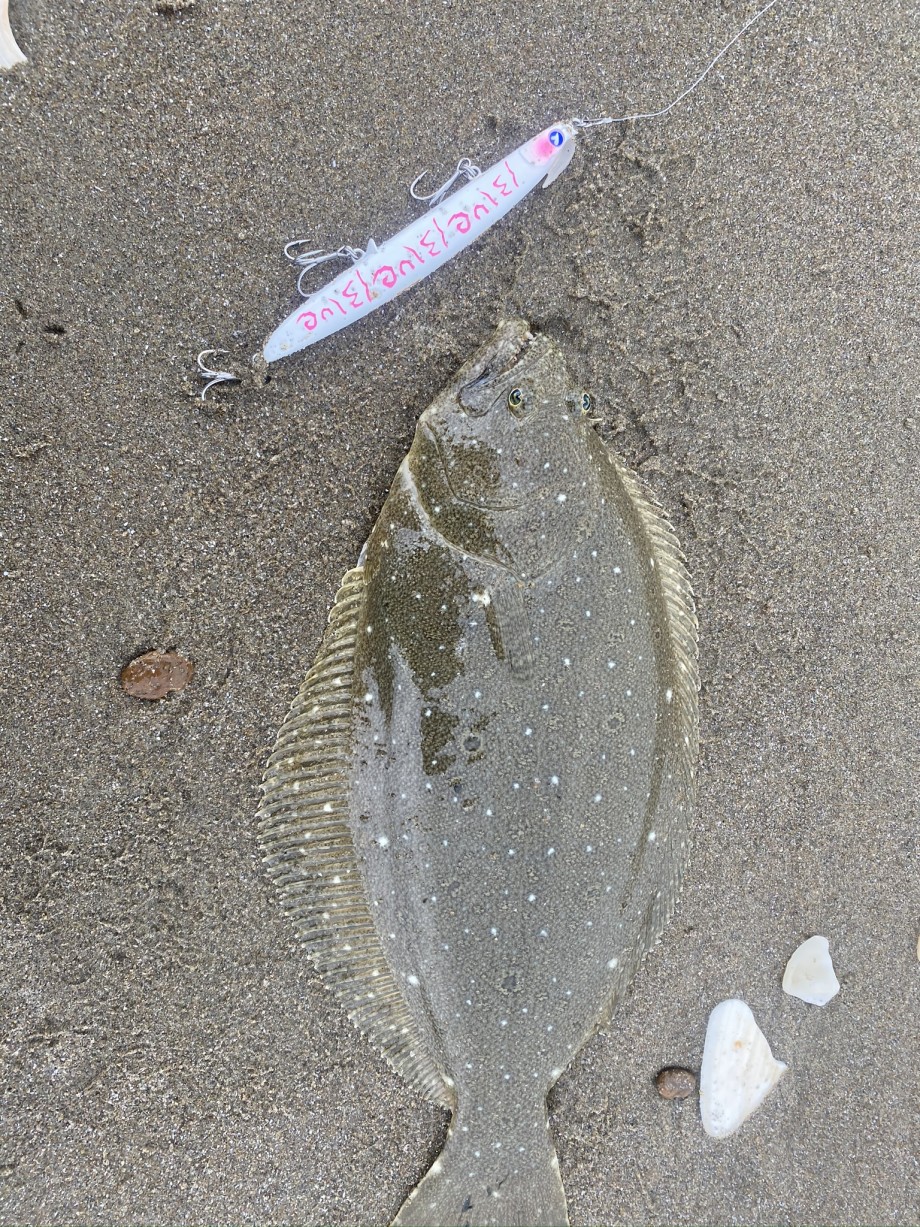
[0,0,27,71]
[263,123,578,363]
[196,0,782,389]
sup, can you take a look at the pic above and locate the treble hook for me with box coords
[409,157,481,208]
[283,241,367,297]
[196,349,240,400]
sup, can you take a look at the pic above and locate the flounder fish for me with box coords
[257,319,699,1226]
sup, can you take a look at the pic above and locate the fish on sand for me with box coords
[257,319,699,1226]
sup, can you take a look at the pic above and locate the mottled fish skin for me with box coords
[258,320,698,1227]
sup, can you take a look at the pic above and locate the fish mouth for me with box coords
[455,319,550,408]
[418,320,553,513]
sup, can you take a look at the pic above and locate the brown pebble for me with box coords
[120,650,194,700]
[655,1066,697,1100]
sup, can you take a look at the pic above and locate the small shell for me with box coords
[699,999,787,1139]
[782,935,840,1006]
[120,649,194,700]
[0,0,27,70]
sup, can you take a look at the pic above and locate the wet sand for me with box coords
[1,1,917,1223]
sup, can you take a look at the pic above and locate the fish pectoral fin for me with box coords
[484,582,534,681]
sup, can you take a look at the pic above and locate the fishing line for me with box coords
[574,0,783,128]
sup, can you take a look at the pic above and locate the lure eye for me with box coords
[580,392,594,414]
[507,388,524,410]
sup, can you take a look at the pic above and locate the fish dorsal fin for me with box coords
[609,454,700,775]
[256,567,452,1108]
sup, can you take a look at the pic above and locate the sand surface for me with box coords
[1,0,917,1223]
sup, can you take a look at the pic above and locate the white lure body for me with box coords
[0,0,27,69]
[263,123,577,362]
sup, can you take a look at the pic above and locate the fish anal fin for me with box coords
[257,566,452,1108]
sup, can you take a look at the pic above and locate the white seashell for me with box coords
[0,0,27,70]
[700,999,787,1138]
[782,934,840,1006]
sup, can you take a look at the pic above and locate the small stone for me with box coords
[120,650,194,700]
[655,1066,697,1100]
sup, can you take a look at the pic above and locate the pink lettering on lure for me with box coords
[492,172,513,198]
[373,265,398,289]
[342,279,363,311]
[355,268,372,302]
[419,228,443,259]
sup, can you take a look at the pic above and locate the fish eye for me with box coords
[580,392,594,414]
[507,388,524,410]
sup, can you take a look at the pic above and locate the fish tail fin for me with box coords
[392,1106,568,1227]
